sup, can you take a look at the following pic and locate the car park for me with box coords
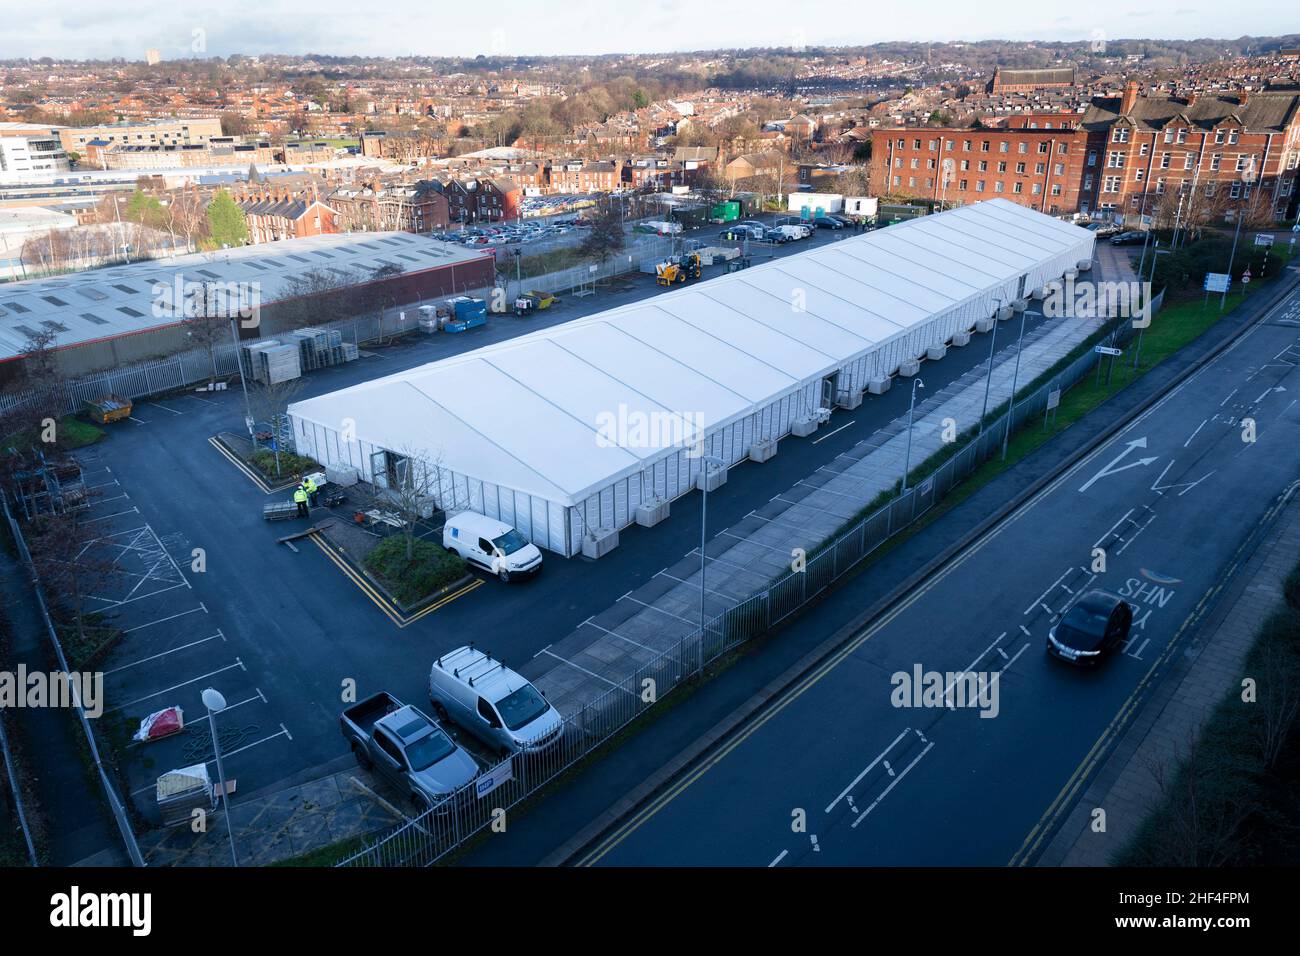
[1046,590,1133,665]
[1110,230,1147,245]
[428,646,564,756]
[443,510,543,582]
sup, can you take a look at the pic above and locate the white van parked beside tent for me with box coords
[443,511,543,582]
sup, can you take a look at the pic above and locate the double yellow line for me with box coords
[206,436,295,494]
[309,534,482,628]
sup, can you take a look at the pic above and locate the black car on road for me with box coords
[1110,231,1147,245]
[1046,589,1133,665]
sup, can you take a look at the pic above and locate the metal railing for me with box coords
[339,298,1163,867]
[1,495,144,866]
[0,707,38,866]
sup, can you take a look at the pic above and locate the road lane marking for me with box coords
[850,742,935,828]
[825,728,910,814]
[768,850,788,867]
[579,298,1300,866]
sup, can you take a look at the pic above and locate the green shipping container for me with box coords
[711,201,740,223]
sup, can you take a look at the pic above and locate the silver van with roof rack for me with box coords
[428,646,563,757]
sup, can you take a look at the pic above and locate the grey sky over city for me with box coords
[0,0,1293,60]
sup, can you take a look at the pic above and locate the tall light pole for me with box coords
[939,159,954,213]
[1001,306,1031,461]
[697,454,725,649]
[978,299,1002,438]
[901,378,925,492]
[202,687,239,867]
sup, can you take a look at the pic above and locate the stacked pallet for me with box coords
[258,343,301,384]
[291,327,346,371]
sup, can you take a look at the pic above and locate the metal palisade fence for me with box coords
[339,298,1162,867]
[1,495,144,866]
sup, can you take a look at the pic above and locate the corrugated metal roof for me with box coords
[290,200,1093,507]
[0,232,489,360]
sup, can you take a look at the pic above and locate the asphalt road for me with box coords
[576,280,1300,867]
[74,216,1065,828]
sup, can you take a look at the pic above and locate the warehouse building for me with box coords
[0,231,494,379]
[288,199,1094,558]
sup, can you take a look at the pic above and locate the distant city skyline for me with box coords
[0,0,1294,61]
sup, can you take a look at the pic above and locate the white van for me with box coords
[428,646,563,756]
[442,511,543,582]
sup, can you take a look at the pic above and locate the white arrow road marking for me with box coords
[1079,437,1158,493]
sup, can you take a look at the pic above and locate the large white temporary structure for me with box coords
[288,199,1094,556]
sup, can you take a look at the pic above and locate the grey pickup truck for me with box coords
[341,692,480,810]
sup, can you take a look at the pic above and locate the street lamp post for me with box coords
[1224,161,1256,309]
[978,300,1002,438]
[202,687,239,867]
[697,454,725,655]
[1001,306,1031,461]
[901,378,925,492]
[229,316,253,436]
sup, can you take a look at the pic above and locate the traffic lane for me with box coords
[593,310,1300,866]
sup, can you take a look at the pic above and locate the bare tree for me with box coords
[357,444,454,562]
[1253,621,1300,769]
[25,508,117,666]
[245,376,307,478]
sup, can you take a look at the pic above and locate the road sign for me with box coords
[1243,268,1252,285]
[1255,233,1274,247]
[1047,388,1061,410]
[1094,345,1123,357]
[475,759,514,799]
[1204,272,1231,293]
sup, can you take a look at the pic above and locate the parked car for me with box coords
[813,216,844,229]
[428,646,564,757]
[443,510,543,582]
[1110,231,1147,245]
[341,692,480,810]
[1046,590,1133,665]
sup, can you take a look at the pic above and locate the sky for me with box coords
[0,0,1292,61]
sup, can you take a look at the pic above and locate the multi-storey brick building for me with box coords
[1081,82,1300,224]
[60,117,224,162]
[986,67,1076,95]
[329,181,450,234]
[870,125,1088,215]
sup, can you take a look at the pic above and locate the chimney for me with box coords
[1238,90,1250,107]
[1120,80,1139,115]
[1186,91,1198,107]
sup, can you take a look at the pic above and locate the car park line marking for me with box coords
[280,722,293,741]
[1182,419,1207,447]
[125,693,265,757]
[812,421,855,444]
[581,314,1291,865]
[1219,388,1238,407]
[255,687,267,704]
[1093,509,1134,549]
[768,849,788,867]
[108,660,245,713]
[218,728,291,762]
[92,493,130,506]
[103,632,225,675]
[146,402,183,416]
[122,606,208,633]
[128,416,149,425]
[79,507,140,524]
[718,528,789,555]
[88,479,121,490]
[850,742,935,829]
[541,649,622,688]
[622,594,702,628]
[1115,510,1157,554]
[825,728,912,814]
[183,394,218,406]
[532,643,553,659]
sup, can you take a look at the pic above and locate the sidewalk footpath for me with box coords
[135,760,403,866]
[1040,482,1300,866]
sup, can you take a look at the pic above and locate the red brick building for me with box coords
[987,67,1076,95]
[870,125,1088,215]
[232,188,340,244]
[1081,82,1300,224]
[328,181,450,234]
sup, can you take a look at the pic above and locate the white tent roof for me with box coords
[290,200,1092,506]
